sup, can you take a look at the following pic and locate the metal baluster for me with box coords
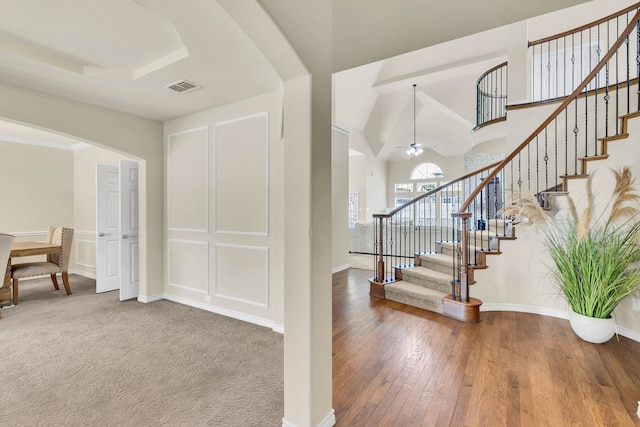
[554,118,558,191]
[553,39,560,98]
[627,13,631,115]
[546,41,551,99]
[585,74,589,158]
[571,33,576,95]
[573,96,580,175]
[565,108,569,177]
[535,135,539,195]
[517,152,522,195]
[544,128,549,193]
[595,24,601,155]
[637,18,640,112]
[616,17,620,135]
[527,143,531,192]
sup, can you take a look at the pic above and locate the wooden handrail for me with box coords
[459,8,640,213]
[528,2,640,47]
[475,61,508,87]
[373,161,502,219]
[506,77,640,111]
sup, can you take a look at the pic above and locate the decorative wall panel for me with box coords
[168,239,208,293]
[214,243,269,307]
[74,239,96,269]
[214,113,269,235]
[167,127,209,232]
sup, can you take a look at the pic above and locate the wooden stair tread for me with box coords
[439,241,500,254]
[598,133,628,142]
[578,155,609,161]
[539,190,569,195]
[560,174,588,179]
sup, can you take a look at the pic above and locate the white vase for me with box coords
[568,310,616,344]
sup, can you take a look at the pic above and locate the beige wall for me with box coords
[0,141,74,232]
[163,90,284,330]
[0,83,164,299]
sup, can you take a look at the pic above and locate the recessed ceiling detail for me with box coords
[0,0,189,80]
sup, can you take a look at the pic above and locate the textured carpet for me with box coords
[0,276,284,426]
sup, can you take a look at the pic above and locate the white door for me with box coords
[96,165,121,293]
[120,160,139,301]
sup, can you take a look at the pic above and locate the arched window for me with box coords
[410,162,443,180]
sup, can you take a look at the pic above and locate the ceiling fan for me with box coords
[396,84,435,157]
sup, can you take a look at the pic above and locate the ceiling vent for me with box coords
[165,79,202,93]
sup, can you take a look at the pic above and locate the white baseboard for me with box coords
[69,269,96,280]
[138,294,164,303]
[282,409,335,427]
[331,264,349,274]
[272,323,285,334]
[481,303,640,342]
[162,293,279,331]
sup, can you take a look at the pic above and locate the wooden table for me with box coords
[1,242,62,312]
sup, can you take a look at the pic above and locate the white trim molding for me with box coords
[331,264,349,274]
[137,293,164,303]
[282,409,336,427]
[481,303,640,342]
[163,293,277,330]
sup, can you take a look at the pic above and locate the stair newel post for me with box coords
[452,212,472,303]
[377,216,385,282]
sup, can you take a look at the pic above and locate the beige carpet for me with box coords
[0,275,283,426]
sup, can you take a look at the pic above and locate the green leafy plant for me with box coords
[501,167,640,318]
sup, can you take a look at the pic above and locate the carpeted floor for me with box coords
[0,275,284,427]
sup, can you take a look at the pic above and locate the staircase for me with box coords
[369,3,640,322]
[384,220,514,319]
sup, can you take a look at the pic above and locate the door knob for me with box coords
[122,234,137,239]
[98,232,111,237]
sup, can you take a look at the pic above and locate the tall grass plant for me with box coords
[502,167,640,319]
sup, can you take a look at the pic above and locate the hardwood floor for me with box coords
[333,268,640,426]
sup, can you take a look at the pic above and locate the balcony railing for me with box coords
[475,61,508,129]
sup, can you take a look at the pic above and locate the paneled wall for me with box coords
[164,91,284,330]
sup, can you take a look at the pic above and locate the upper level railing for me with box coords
[529,2,640,103]
[476,61,508,129]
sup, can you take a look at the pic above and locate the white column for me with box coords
[283,73,334,427]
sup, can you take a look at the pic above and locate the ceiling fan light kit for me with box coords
[406,144,423,156]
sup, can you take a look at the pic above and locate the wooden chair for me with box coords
[11,227,74,305]
[0,233,15,318]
